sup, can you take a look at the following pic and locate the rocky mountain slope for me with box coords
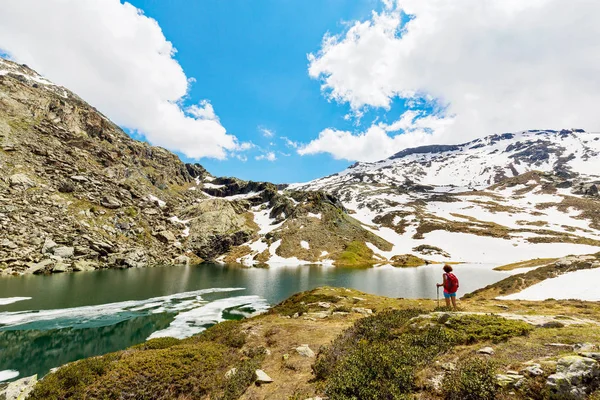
[291,130,600,264]
[1,56,599,275]
[0,58,389,275]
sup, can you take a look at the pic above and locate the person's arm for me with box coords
[437,274,447,288]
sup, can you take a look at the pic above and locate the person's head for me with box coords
[443,264,453,273]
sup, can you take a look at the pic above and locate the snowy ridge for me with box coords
[290,130,600,265]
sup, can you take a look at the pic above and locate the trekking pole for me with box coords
[436,285,440,308]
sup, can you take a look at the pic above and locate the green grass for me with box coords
[335,240,375,267]
[444,314,533,344]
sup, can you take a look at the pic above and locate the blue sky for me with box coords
[3,1,598,184]
[125,0,388,183]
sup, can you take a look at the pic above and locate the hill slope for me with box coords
[291,130,600,263]
[0,58,389,275]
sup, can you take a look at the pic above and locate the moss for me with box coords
[444,314,533,344]
[334,240,375,267]
[442,356,497,400]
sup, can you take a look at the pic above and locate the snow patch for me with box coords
[0,370,19,382]
[147,194,166,208]
[301,240,310,249]
[307,212,322,220]
[0,297,31,306]
[499,267,600,301]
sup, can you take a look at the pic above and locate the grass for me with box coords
[391,254,429,267]
[269,289,342,317]
[334,240,376,267]
[494,258,559,271]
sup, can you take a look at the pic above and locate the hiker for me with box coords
[437,265,459,310]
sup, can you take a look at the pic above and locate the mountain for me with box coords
[1,57,599,276]
[0,58,386,275]
[290,130,600,264]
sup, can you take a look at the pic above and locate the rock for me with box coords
[352,307,373,315]
[156,230,176,244]
[41,238,57,254]
[53,246,74,259]
[441,362,456,371]
[477,347,495,355]
[0,374,37,400]
[538,321,565,329]
[437,313,452,324]
[296,344,315,358]
[546,356,600,399]
[254,369,273,384]
[317,302,331,309]
[497,373,524,388]
[579,352,600,362]
[8,173,36,190]
[1,239,17,250]
[100,196,122,209]
[521,363,544,377]
[73,260,97,272]
[352,297,366,302]
[225,368,237,379]
[52,261,70,273]
[172,255,191,266]
[574,343,596,352]
[25,258,54,274]
[123,249,147,268]
[70,175,89,182]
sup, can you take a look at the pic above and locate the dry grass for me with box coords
[494,258,558,271]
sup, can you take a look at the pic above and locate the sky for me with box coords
[1,0,600,183]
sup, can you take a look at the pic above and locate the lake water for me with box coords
[0,263,513,381]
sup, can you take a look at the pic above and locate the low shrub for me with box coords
[444,314,533,344]
[131,336,181,350]
[269,290,341,316]
[442,356,497,400]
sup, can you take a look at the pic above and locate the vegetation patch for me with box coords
[442,356,498,400]
[494,258,558,271]
[29,320,260,400]
[444,314,533,344]
[334,240,376,267]
[269,289,342,317]
[391,254,430,268]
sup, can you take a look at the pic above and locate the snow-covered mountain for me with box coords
[290,130,600,264]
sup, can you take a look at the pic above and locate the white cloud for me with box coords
[255,152,277,162]
[280,136,299,149]
[0,0,240,159]
[259,127,275,138]
[305,0,600,161]
[298,111,451,162]
[187,100,219,122]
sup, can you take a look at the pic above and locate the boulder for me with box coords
[296,344,315,358]
[156,230,176,244]
[538,321,565,329]
[254,369,273,384]
[477,347,495,355]
[52,261,70,273]
[53,246,74,259]
[352,307,373,315]
[41,238,57,254]
[172,255,191,266]
[497,373,524,388]
[546,356,600,399]
[521,363,544,377]
[8,174,36,190]
[0,374,37,400]
[73,260,97,272]
[100,196,122,209]
[25,258,54,274]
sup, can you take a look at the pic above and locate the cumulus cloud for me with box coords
[304,0,600,161]
[0,0,241,159]
[255,152,277,162]
[298,111,451,161]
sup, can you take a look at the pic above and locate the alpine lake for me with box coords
[0,262,514,381]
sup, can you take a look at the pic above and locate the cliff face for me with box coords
[0,58,390,275]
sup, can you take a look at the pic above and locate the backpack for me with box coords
[445,273,459,293]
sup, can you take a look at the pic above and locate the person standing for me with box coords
[437,265,459,310]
